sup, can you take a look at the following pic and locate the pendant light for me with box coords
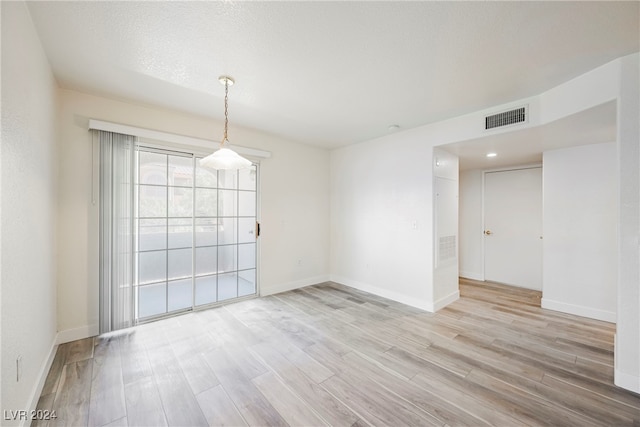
[200,76,252,170]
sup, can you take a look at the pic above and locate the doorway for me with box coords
[483,167,542,290]
[135,147,259,322]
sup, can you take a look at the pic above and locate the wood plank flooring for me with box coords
[33,279,640,426]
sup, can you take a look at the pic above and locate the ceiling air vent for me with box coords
[485,106,527,130]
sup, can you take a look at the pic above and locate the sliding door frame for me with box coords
[134,141,260,324]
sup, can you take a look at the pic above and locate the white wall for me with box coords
[450,54,640,393]
[460,148,618,314]
[330,132,434,309]
[1,2,59,423]
[328,94,542,311]
[615,53,640,394]
[433,148,459,309]
[329,54,640,394]
[330,55,634,315]
[542,142,617,322]
[459,169,483,280]
[57,89,330,341]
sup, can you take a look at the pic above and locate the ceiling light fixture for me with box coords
[486,152,497,158]
[200,76,252,170]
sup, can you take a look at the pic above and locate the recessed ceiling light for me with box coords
[486,152,497,158]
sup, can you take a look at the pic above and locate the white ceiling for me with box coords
[445,101,618,171]
[27,1,638,152]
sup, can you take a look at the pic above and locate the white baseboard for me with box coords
[260,275,330,296]
[330,275,431,312]
[541,298,616,323]
[459,271,483,281]
[430,290,460,312]
[22,336,58,427]
[615,368,640,394]
[614,334,640,394]
[56,323,99,345]
[23,324,98,426]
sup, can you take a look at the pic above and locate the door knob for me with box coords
[484,230,492,235]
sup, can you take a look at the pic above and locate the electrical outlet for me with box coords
[16,355,22,382]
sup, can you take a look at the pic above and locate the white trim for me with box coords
[136,139,210,159]
[22,336,58,427]
[430,290,460,312]
[614,320,640,394]
[614,368,640,394]
[88,119,271,159]
[482,163,542,174]
[56,324,99,345]
[260,275,330,296]
[330,275,431,312]
[541,298,616,323]
[459,271,484,281]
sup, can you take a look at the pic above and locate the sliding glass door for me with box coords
[194,155,258,305]
[135,147,258,321]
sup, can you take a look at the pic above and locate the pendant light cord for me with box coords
[222,79,229,146]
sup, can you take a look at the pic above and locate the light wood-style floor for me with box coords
[34,279,640,426]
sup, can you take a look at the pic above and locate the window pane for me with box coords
[238,243,256,270]
[195,218,217,247]
[218,272,238,301]
[139,219,166,251]
[238,269,256,297]
[136,153,258,320]
[168,218,192,249]
[139,152,167,185]
[218,245,237,273]
[139,185,167,218]
[196,247,217,276]
[139,251,166,284]
[139,282,167,318]
[196,160,217,188]
[218,218,237,245]
[168,248,192,280]
[168,279,192,312]
[169,187,193,217]
[195,275,216,306]
[239,166,257,191]
[196,188,217,217]
[238,218,256,243]
[238,191,256,217]
[218,190,237,217]
[218,169,238,189]
[168,155,193,187]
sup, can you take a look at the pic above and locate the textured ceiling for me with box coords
[27,1,639,148]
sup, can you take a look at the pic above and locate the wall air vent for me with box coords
[485,106,527,130]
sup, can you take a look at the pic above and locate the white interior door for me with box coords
[484,167,542,290]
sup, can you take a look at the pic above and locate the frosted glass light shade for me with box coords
[200,147,252,170]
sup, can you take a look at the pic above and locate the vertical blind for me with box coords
[98,130,136,333]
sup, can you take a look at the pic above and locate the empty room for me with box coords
[2,1,640,426]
